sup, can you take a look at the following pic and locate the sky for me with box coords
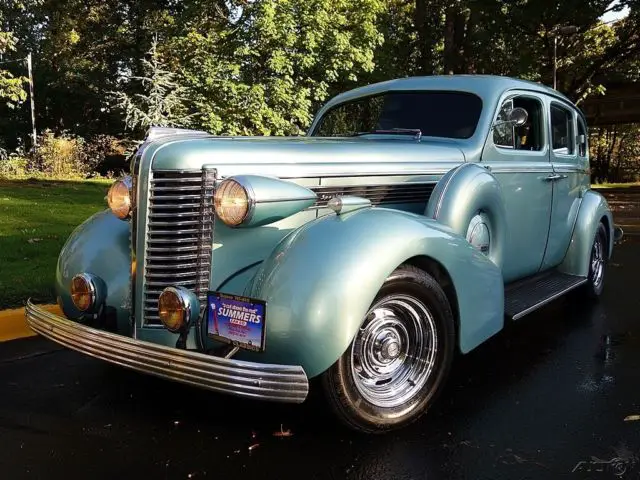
[600,0,631,23]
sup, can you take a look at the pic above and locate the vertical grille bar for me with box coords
[195,167,216,307]
[142,169,214,325]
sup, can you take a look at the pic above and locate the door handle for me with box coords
[544,173,568,182]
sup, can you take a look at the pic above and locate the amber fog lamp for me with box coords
[214,179,251,227]
[70,273,99,312]
[107,175,133,220]
[158,287,199,333]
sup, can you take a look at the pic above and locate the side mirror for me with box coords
[508,107,528,127]
[492,107,529,129]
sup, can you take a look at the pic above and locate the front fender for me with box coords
[559,189,614,277]
[56,210,131,333]
[426,163,507,269]
[246,208,504,378]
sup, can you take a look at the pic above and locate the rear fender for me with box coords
[246,207,504,378]
[559,189,614,277]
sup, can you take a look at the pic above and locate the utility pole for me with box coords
[553,35,558,90]
[550,25,578,91]
[26,52,36,148]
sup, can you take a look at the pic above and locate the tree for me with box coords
[109,37,192,133]
[0,31,27,108]
[173,0,385,136]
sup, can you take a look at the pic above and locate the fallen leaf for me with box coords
[624,415,640,422]
[273,424,294,437]
[27,238,42,244]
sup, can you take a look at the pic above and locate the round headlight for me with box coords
[158,287,191,333]
[214,179,252,227]
[107,176,133,220]
[70,273,97,312]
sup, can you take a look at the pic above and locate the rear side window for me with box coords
[551,104,574,155]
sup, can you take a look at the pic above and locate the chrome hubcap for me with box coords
[350,294,438,408]
[591,234,605,288]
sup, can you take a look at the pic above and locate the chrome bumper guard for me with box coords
[25,300,309,403]
[614,225,624,244]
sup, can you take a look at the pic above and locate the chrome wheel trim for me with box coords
[350,294,438,409]
[466,213,491,256]
[591,232,605,289]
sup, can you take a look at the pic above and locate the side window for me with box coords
[493,96,544,151]
[577,116,588,157]
[550,104,575,155]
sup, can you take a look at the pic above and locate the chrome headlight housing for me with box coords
[158,286,199,333]
[213,175,317,228]
[70,273,105,313]
[107,175,133,220]
[213,179,253,227]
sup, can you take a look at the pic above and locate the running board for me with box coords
[504,271,587,320]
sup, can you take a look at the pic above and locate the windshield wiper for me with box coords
[351,128,422,140]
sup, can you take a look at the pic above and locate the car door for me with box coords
[480,91,553,283]
[540,101,589,270]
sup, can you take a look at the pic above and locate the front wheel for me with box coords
[321,265,455,433]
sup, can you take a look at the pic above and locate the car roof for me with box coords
[321,75,574,110]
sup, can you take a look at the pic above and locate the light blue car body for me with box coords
[54,75,614,379]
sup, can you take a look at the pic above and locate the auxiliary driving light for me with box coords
[158,287,199,333]
[70,273,101,312]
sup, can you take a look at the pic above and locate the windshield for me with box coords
[311,91,483,139]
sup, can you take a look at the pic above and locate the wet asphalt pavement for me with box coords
[0,238,639,479]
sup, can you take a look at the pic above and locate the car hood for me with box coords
[147,133,467,178]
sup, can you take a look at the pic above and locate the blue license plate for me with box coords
[207,292,267,352]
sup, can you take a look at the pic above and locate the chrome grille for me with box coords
[143,169,215,325]
[311,183,436,208]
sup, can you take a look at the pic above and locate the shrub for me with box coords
[31,130,88,178]
[0,153,28,177]
[0,132,135,180]
[84,134,131,178]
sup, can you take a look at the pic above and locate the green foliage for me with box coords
[172,0,385,135]
[0,31,27,108]
[590,124,640,183]
[0,0,639,180]
[109,38,193,134]
[30,131,88,178]
[0,153,28,177]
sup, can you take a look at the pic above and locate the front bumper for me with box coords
[25,300,309,403]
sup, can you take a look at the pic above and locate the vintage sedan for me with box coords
[26,75,623,433]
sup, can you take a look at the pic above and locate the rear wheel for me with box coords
[322,265,455,433]
[581,222,608,299]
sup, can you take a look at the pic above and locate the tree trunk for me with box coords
[443,6,457,74]
[415,0,435,75]
[462,8,477,73]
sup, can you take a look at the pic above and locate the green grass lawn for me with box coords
[592,182,640,189]
[0,179,109,309]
